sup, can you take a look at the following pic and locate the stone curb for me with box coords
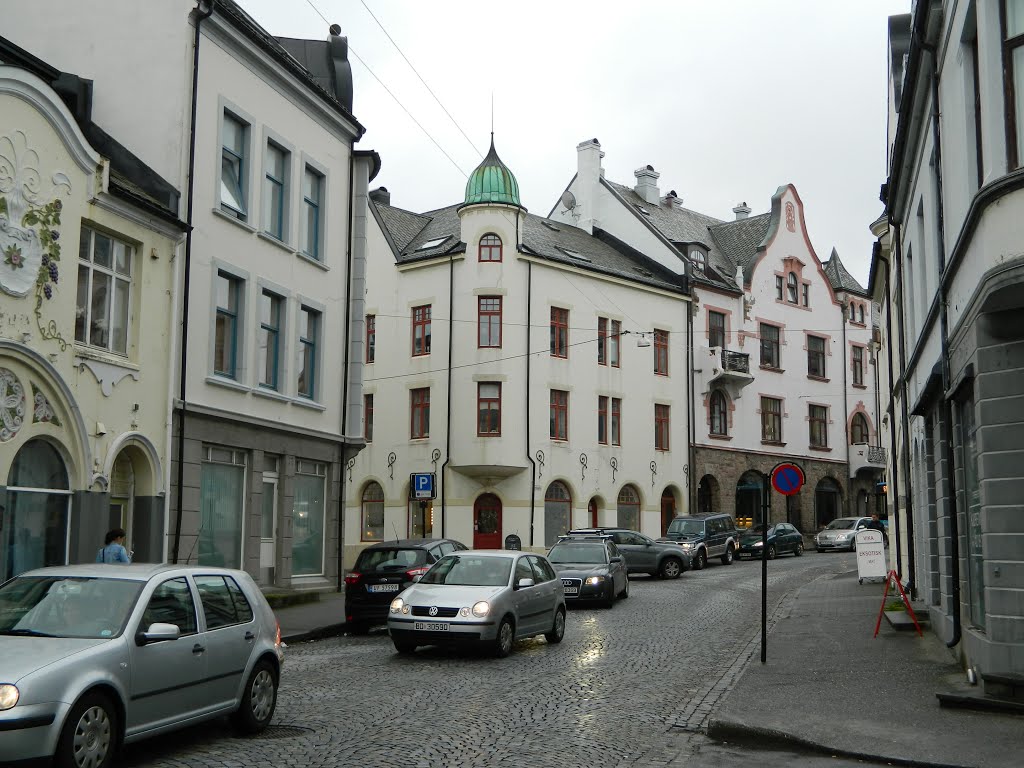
[281,622,347,645]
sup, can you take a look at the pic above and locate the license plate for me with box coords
[368,583,400,593]
[563,586,579,595]
[414,621,448,631]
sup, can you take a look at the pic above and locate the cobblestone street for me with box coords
[122,553,859,768]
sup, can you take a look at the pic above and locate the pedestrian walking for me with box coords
[96,528,132,564]
[865,514,889,547]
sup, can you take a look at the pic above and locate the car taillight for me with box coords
[405,566,430,580]
[344,572,362,586]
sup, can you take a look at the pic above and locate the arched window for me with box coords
[361,482,385,542]
[616,485,640,531]
[4,439,71,581]
[787,272,798,303]
[849,303,856,321]
[479,233,502,262]
[544,481,572,546]
[850,413,869,444]
[857,304,864,324]
[710,390,728,436]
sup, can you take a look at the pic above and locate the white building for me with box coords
[551,140,884,535]
[874,3,1024,681]
[344,140,693,565]
[0,37,186,578]
[5,0,375,591]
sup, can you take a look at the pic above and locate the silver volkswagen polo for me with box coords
[387,550,566,657]
[0,563,284,768]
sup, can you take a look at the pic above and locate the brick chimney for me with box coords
[634,165,661,205]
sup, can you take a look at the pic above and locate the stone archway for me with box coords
[814,477,843,529]
[735,471,765,527]
[697,474,720,516]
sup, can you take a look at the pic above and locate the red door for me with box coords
[588,498,598,528]
[473,494,502,549]
[661,490,676,536]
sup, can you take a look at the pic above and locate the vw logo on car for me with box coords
[428,606,438,616]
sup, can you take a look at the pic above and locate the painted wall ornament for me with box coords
[785,202,796,232]
[0,131,72,349]
[0,367,25,442]
[31,383,61,426]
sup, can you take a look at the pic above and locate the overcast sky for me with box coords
[240,0,909,286]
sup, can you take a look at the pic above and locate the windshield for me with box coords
[825,519,857,530]
[355,548,428,572]
[0,576,144,639]
[667,519,705,536]
[548,543,607,565]
[419,555,512,587]
[745,525,771,535]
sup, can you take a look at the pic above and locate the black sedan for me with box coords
[547,534,629,607]
[737,523,805,560]
[344,538,467,633]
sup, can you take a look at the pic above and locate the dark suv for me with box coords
[566,528,690,579]
[344,538,467,633]
[660,514,738,569]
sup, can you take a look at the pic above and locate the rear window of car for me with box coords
[356,548,428,571]
[195,575,254,630]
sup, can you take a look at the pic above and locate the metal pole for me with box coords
[761,470,769,664]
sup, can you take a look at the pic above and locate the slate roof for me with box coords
[605,181,722,245]
[708,213,772,276]
[822,248,867,295]
[372,201,686,294]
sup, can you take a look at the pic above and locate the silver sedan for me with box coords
[0,563,284,768]
[387,550,566,657]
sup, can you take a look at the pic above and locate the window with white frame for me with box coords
[263,141,288,240]
[301,165,323,260]
[199,445,246,569]
[76,226,132,355]
[214,271,242,379]
[297,305,320,399]
[221,112,248,219]
[292,459,326,576]
[258,289,283,390]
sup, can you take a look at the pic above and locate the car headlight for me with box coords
[838,533,852,540]
[390,597,404,614]
[0,684,18,710]
[471,601,490,618]
[752,541,763,548]
[586,576,605,585]
[679,542,692,550]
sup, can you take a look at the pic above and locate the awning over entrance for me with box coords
[450,464,528,484]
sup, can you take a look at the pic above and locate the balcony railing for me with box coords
[849,442,888,478]
[867,445,887,463]
[720,349,750,374]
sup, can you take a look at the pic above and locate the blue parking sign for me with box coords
[411,473,435,500]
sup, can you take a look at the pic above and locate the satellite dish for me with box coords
[560,191,577,210]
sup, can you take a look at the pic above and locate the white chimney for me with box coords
[575,137,603,234]
[735,266,744,289]
[634,165,661,205]
[733,201,751,220]
[662,189,683,209]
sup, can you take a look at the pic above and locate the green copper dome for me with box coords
[464,137,521,207]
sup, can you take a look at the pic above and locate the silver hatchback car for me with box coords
[387,550,566,657]
[0,564,284,768]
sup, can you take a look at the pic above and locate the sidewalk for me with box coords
[708,568,1022,768]
[273,590,347,644]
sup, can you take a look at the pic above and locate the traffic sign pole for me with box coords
[761,462,806,664]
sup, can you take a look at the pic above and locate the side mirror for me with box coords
[516,577,535,589]
[609,556,623,564]
[136,622,180,646]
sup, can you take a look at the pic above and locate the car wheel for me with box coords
[393,639,417,654]
[659,557,683,580]
[545,608,566,644]
[721,545,735,565]
[795,541,804,557]
[231,659,278,734]
[693,550,707,571]
[850,539,858,552]
[766,544,777,560]
[494,616,515,658]
[619,576,630,599]
[56,691,117,768]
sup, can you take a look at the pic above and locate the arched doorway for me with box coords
[587,497,599,528]
[697,474,718,515]
[360,482,385,541]
[473,493,502,549]
[616,485,640,531]
[735,471,764,528]
[660,488,677,536]
[3,439,72,581]
[815,478,843,529]
[544,481,571,546]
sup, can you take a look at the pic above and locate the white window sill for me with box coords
[205,374,251,393]
[211,207,257,233]
[252,386,291,403]
[257,230,294,255]
[73,346,138,372]
[292,396,326,412]
[296,251,329,271]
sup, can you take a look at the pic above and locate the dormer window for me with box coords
[479,233,502,262]
[416,236,449,252]
[690,247,706,272]
[787,272,798,303]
